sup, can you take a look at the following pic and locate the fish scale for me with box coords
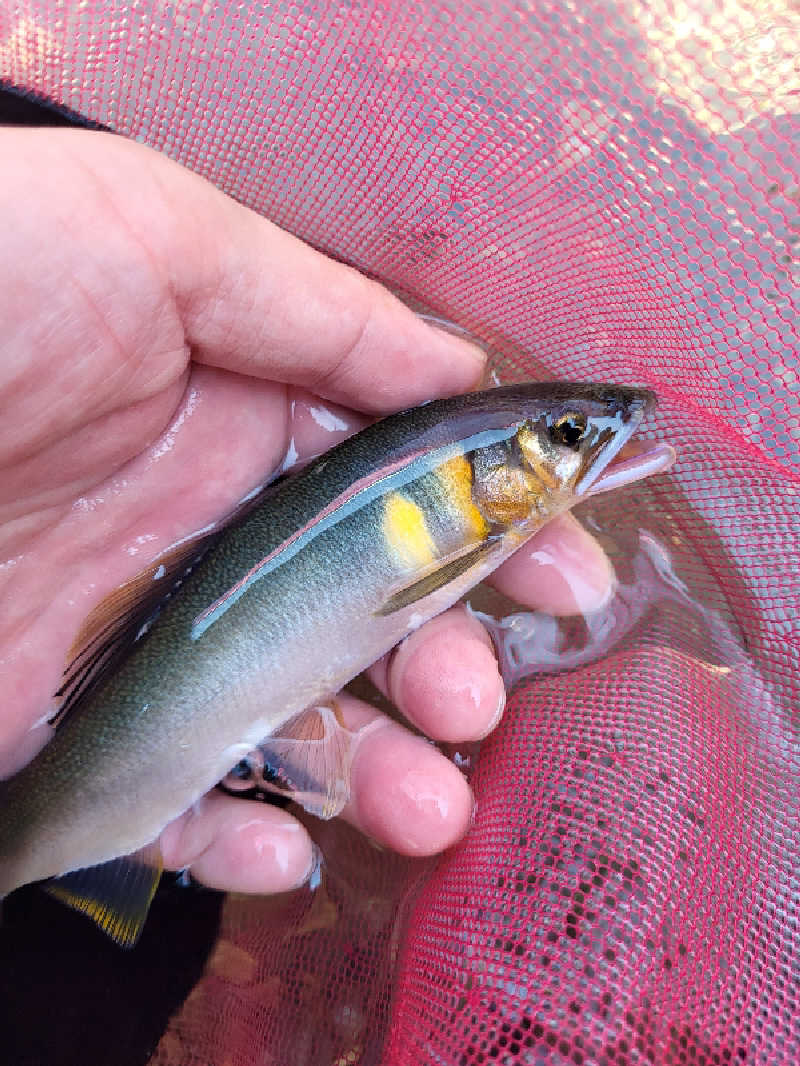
[0,382,673,945]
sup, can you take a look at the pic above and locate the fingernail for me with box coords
[467,795,478,829]
[525,527,616,616]
[416,312,472,337]
[420,315,488,379]
[294,842,323,890]
[175,866,193,888]
[539,543,616,615]
[363,834,388,853]
[476,682,507,741]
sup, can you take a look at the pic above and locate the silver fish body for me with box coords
[0,383,674,940]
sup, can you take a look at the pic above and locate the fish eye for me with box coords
[549,411,588,449]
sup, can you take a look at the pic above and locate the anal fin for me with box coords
[43,842,163,949]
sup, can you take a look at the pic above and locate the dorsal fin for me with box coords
[51,533,217,729]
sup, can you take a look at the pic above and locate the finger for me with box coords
[41,129,487,414]
[159,791,315,894]
[338,695,474,856]
[489,513,615,615]
[367,605,505,743]
[184,218,487,412]
[278,387,370,472]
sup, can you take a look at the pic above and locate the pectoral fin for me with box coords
[222,703,376,820]
[376,539,497,616]
[43,842,163,949]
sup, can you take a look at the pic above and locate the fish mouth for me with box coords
[583,438,676,496]
[574,392,675,496]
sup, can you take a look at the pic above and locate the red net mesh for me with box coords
[2,1,798,1063]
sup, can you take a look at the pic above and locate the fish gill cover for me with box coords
[0,0,797,1064]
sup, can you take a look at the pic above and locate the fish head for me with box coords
[468,383,675,528]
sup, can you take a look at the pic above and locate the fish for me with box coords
[0,382,675,946]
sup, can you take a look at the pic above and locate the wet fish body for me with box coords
[0,383,673,943]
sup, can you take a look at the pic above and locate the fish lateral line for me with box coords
[0,382,668,948]
[190,425,520,640]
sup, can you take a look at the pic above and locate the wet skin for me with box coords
[0,128,614,894]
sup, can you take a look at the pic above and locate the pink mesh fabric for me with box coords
[1,1,798,1063]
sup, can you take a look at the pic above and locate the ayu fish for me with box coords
[0,383,674,945]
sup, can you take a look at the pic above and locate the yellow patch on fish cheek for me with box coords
[435,455,489,541]
[383,492,437,571]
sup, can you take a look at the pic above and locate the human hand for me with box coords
[0,128,614,894]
